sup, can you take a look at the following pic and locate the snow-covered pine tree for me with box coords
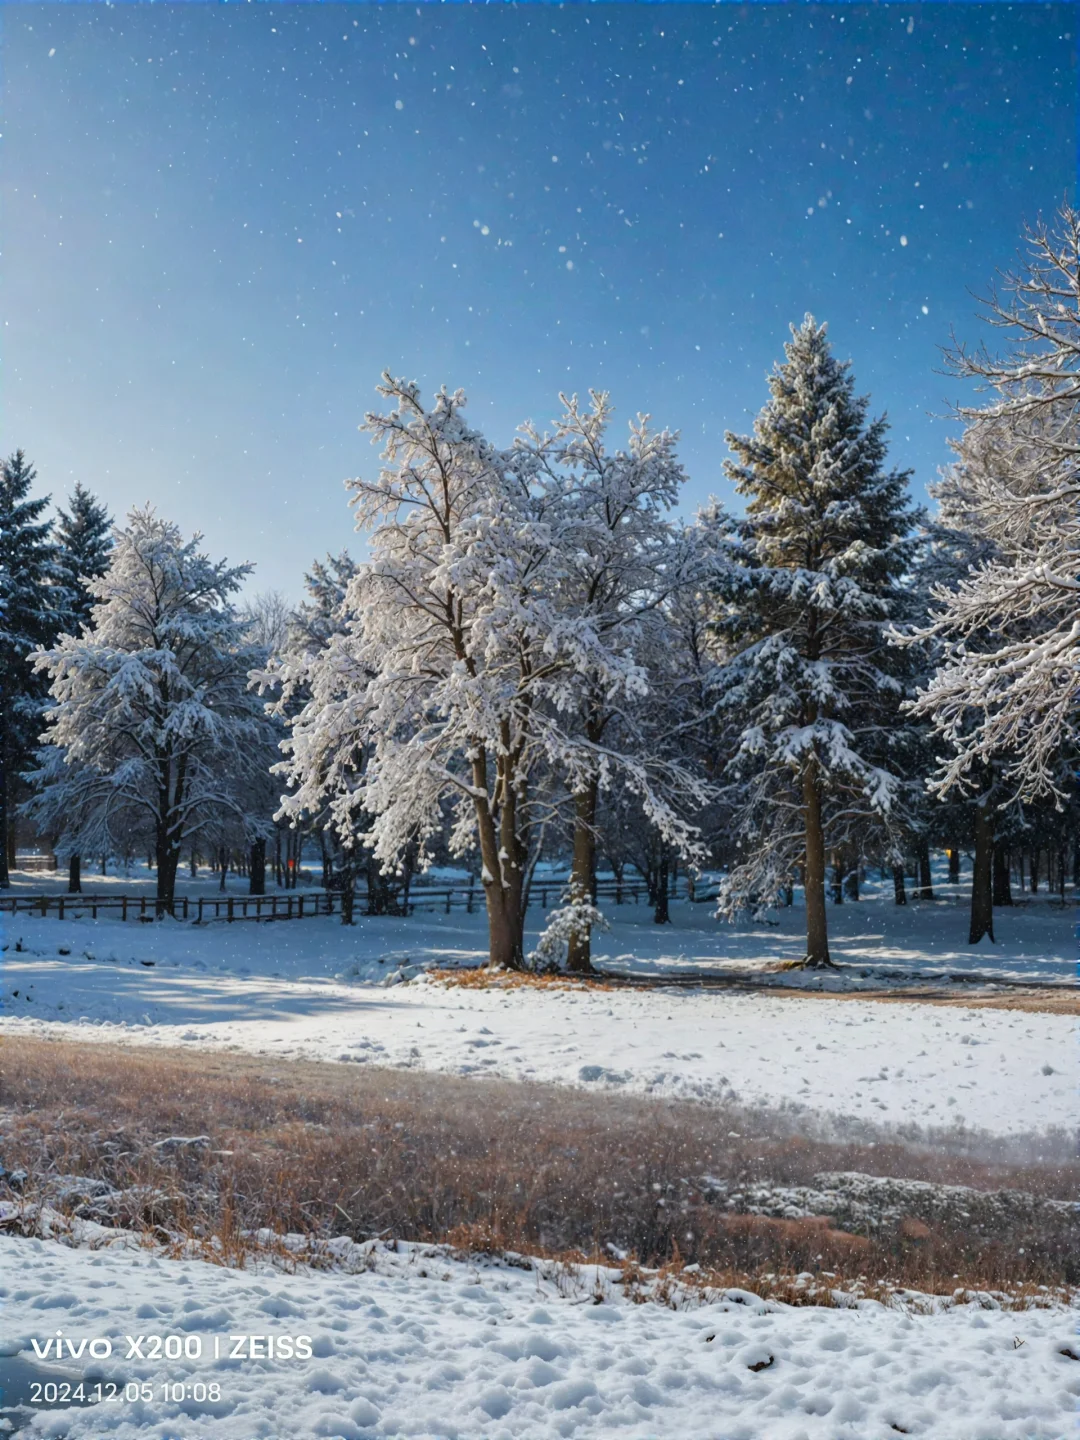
[0,450,60,885]
[288,551,358,655]
[708,316,918,967]
[49,483,114,890]
[30,507,271,908]
[54,482,113,634]
[908,205,1080,805]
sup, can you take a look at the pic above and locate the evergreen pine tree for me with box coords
[31,507,269,908]
[708,317,918,966]
[54,482,113,633]
[0,450,59,884]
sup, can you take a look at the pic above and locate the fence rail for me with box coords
[0,875,695,923]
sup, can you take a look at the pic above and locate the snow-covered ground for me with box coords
[1,1235,1077,1440]
[1,909,1075,1139]
[1,874,1076,1437]
[4,860,1074,984]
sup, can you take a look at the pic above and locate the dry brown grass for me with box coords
[431,966,620,991]
[432,966,1080,1014]
[0,1035,1076,1302]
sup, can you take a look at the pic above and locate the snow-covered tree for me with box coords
[706,317,919,966]
[898,432,1019,942]
[265,376,708,969]
[509,394,708,970]
[908,205,1080,805]
[30,507,271,907]
[239,589,291,659]
[287,551,358,655]
[46,483,115,890]
[54,482,113,634]
[0,450,60,885]
[263,549,390,921]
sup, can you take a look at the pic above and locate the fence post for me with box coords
[198,898,203,923]
[287,896,293,919]
[90,898,97,920]
[445,888,452,914]
[227,898,234,923]
[272,896,278,919]
[59,897,65,921]
[298,895,305,919]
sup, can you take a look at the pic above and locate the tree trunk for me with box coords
[1028,849,1039,893]
[190,846,198,879]
[472,745,525,971]
[831,852,844,905]
[802,758,831,967]
[339,857,356,925]
[947,847,960,883]
[844,863,859,901]
[249,838,266,895]
[155,832,180,913]
[653,843,671,925]
[892,866,907,906]
[219,846,227,892]
[340,878,355,926]
[969,801,995,944]
[68,853,82,894]
[992,843,1013,906]
[566,779,598,973]
[916,837,934,900]
[0,731,10,889]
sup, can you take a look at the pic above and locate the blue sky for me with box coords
[2,2,1075,597]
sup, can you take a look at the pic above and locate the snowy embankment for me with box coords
[1,902,1075,1139]
[2,1235,1077,1440]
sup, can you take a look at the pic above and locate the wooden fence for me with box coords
[0,874,698,924]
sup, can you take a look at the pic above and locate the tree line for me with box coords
[4,204,1078,972]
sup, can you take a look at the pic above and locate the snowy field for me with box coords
[1,877,1076,1439]
[1,885,1076,1139]
[2,1235,1077,1440]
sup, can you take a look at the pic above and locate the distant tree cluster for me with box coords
[6,204,1079,967]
